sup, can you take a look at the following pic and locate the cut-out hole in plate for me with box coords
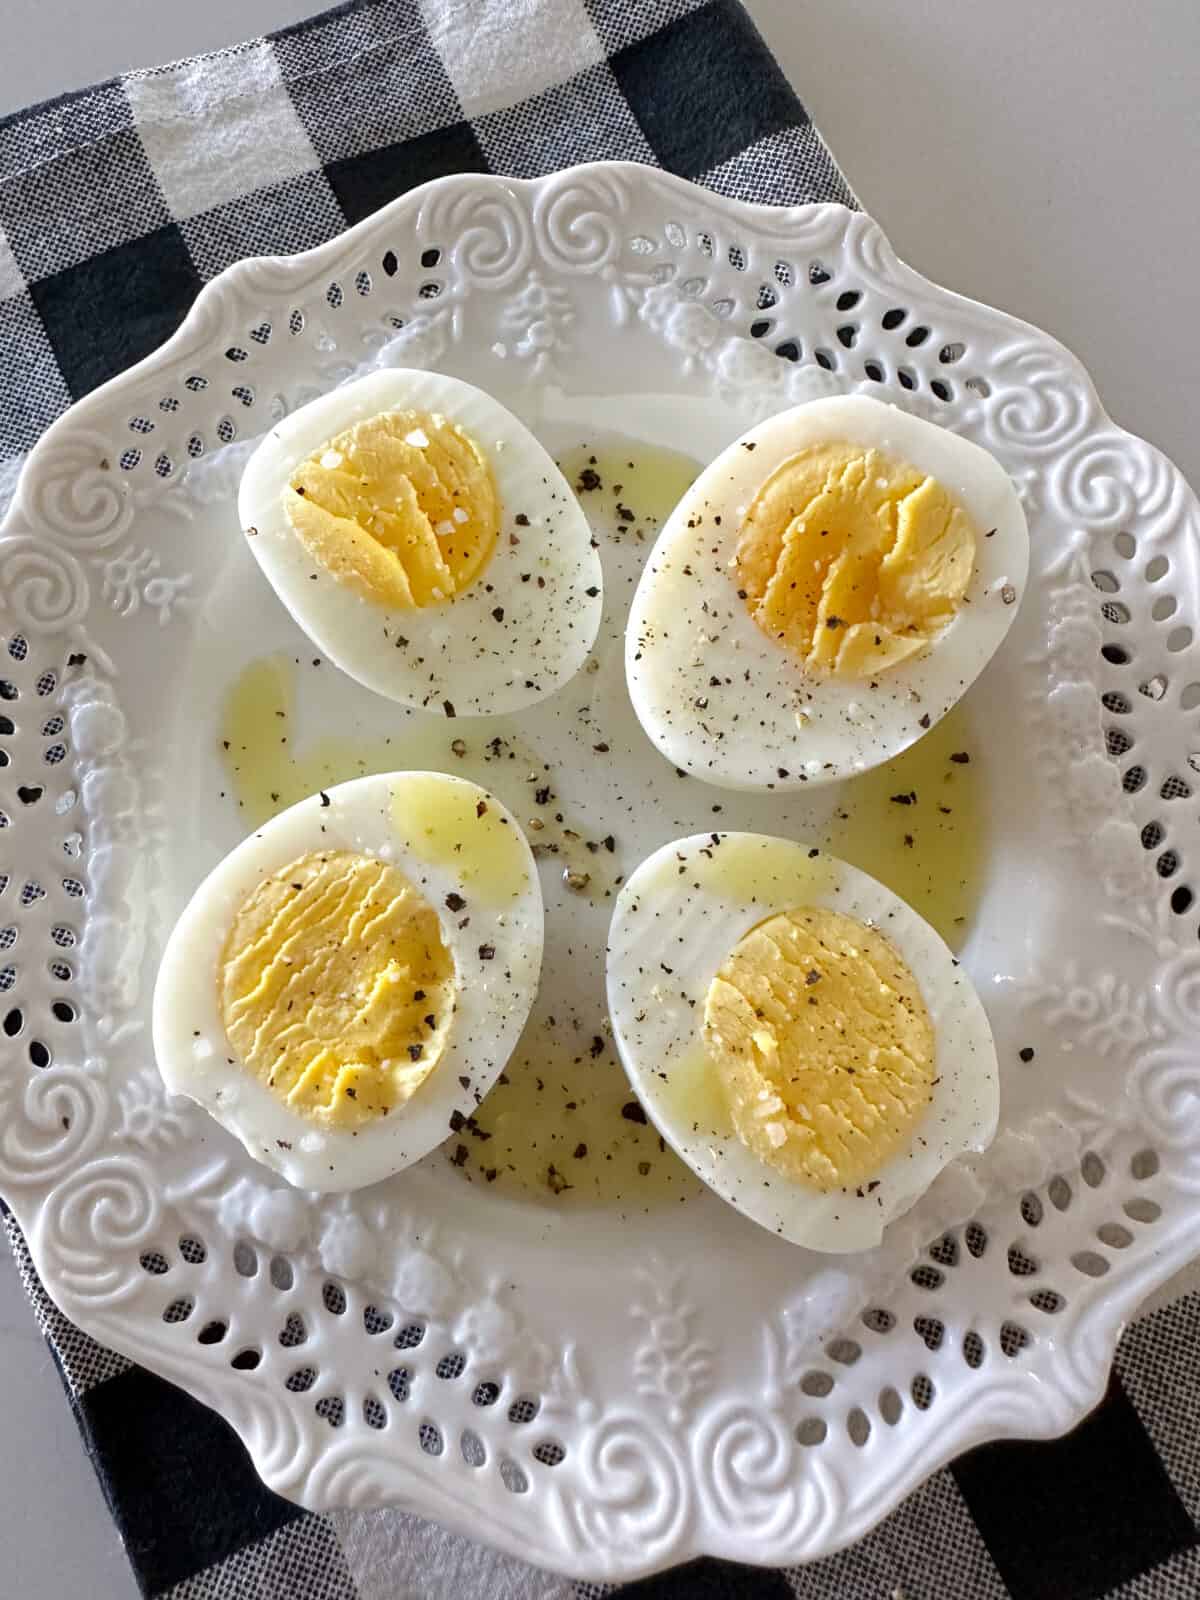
[507,1395,540,1425]
[1081,1150,1106,1187]
[1071,1251,1109,1278]
[1000,1321,1030,1357]
[279,1312,306,1347]
[1029,1289,1066,1314]
[929,1233,959,1267]
[879,1387,902,1425]
[914,1316,944,1351]
[233,1241,257,1277]
[796,1417,827,1447]
[826,1338,861,1366]
[846,1408,870,1447]
[1097,1222,1133,1249]
[418,1421,444,1456]
[316,1395,345,1427]
[861,1307,895,1334]
[1007,1245,1038,1277]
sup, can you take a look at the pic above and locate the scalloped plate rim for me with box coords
[0,160,1196,1580]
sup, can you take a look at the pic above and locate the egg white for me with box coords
[606,832,998,1251]
[625,395,1029,791]
[238,369,603,716]
[152,771,544,1191]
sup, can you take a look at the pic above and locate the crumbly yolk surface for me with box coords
[702,906,935,1190]
[220,849,457,1129]
[283,408,499,608]
[733,441,976,678]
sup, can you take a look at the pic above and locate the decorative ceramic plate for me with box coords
[2,162,1199,1582]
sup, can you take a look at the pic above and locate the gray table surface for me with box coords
[2,3,1198,1596]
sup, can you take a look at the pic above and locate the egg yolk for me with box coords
[219,849,457,1129]
[283,408,499,608]
[702,906,935,1189]
[733,441,976,677]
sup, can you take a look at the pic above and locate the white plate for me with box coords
[2,163,1199,1581]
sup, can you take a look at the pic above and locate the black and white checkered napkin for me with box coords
[3,2,1199,1596]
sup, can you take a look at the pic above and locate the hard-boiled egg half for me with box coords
[153,772,543,1191]
[625,395,1028,790]
[239,369,603,716]
[606,832,997,1251]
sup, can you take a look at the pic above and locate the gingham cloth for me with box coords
[2,3,1199,1597]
